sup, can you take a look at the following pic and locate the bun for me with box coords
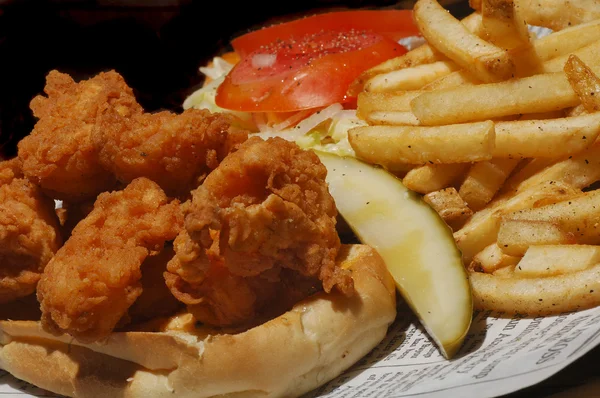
[0,244,396,398]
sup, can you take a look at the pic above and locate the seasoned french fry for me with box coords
[471,0,600,31]
[542,40,600,74]
[564,55,600,113]
[515,245,600,277]
[422,70,480,91]
[566,104,588,117]
[497,219,574,256]
[402,164,470,194]
[499,158,560,196]
[506,189,600,245]
[454,180,581,263]
[414,0,515,82]
[507,141,600,193]
[364,60,459,92]
[493,113,600,159]
[423,187,473,230]
[512,20,600,76]
[469,243,520,273]
[513,0,600,31]
[459,158,520,210]
[357,91,423,116]
[364,111,421,126]
[470,263,600,315]
[481,0,529,49]
[411,72,584,125]
[349,44,443,96]
[348,12,484,95]
[349,121,495,166]
[492,265,516,278]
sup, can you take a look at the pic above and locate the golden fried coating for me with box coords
[92,108,248,197]
[165,137,354,326]
[17,70,141,202]
[37,177,183,342]
[0,158,62,303]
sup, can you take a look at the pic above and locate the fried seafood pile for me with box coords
[2,70,352,342]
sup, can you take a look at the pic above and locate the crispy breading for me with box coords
[37,178,183,342]
[166,137,354,326]
[0,158,62,303]
[17,70,141,201]
[92,107,248,197]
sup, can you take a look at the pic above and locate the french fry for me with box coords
[505,189,600,245]
[564,55,600,113]
[459,158,520,210]
[497,219,574,256]
[402,164,469,194]
[506,140,600,194]
[357,91,423,116]
[469,243,520,273]
[348,12,483,95]
[471,0,600,31]
[364,111,421,126]
[359,71,480,118]
[515,245,600,277]
[410,72,584,125]
[566,104,588,117]
[414,0,515,82]
[421,70,480,90]
[454,180,581,263]
[481,0,529,49]
[493,113,600,159]
[513,0,600,31]
[511,20,600,76]
[542,40,600,74]
[469,263,600,315]
[349,44,443,96]
[423,187,473,230]
[364,60,460,92]
[492,265,516,278]
[349,121,495,166]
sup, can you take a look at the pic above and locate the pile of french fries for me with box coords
[350,0,600,315]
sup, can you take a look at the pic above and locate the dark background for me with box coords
[0,0,468,158]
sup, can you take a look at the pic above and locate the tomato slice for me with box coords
[215,10,417,112]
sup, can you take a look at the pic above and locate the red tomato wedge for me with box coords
[215,10,418,112]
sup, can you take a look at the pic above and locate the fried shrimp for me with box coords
[37,177,183,342]
[17,70,141,201]
[166,137,354,326]
[92,107,248,197]
[0,158,62,303]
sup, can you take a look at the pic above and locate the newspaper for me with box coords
[2,303,600,398]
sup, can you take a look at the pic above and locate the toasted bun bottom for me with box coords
[0,244,397,398]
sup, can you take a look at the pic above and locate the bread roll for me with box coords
[0,244,397,398]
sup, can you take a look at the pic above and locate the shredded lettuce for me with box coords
[301,115,366,157]
[260,109,367,157]
[183,58,253,127]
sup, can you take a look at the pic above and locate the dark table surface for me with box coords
[0,1,598,396]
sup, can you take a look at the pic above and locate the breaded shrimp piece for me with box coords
[92,107,248,197]
[165,137,354,326]
[37,177,183,342]
[0,158,62,303]
[18,70,141,201]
